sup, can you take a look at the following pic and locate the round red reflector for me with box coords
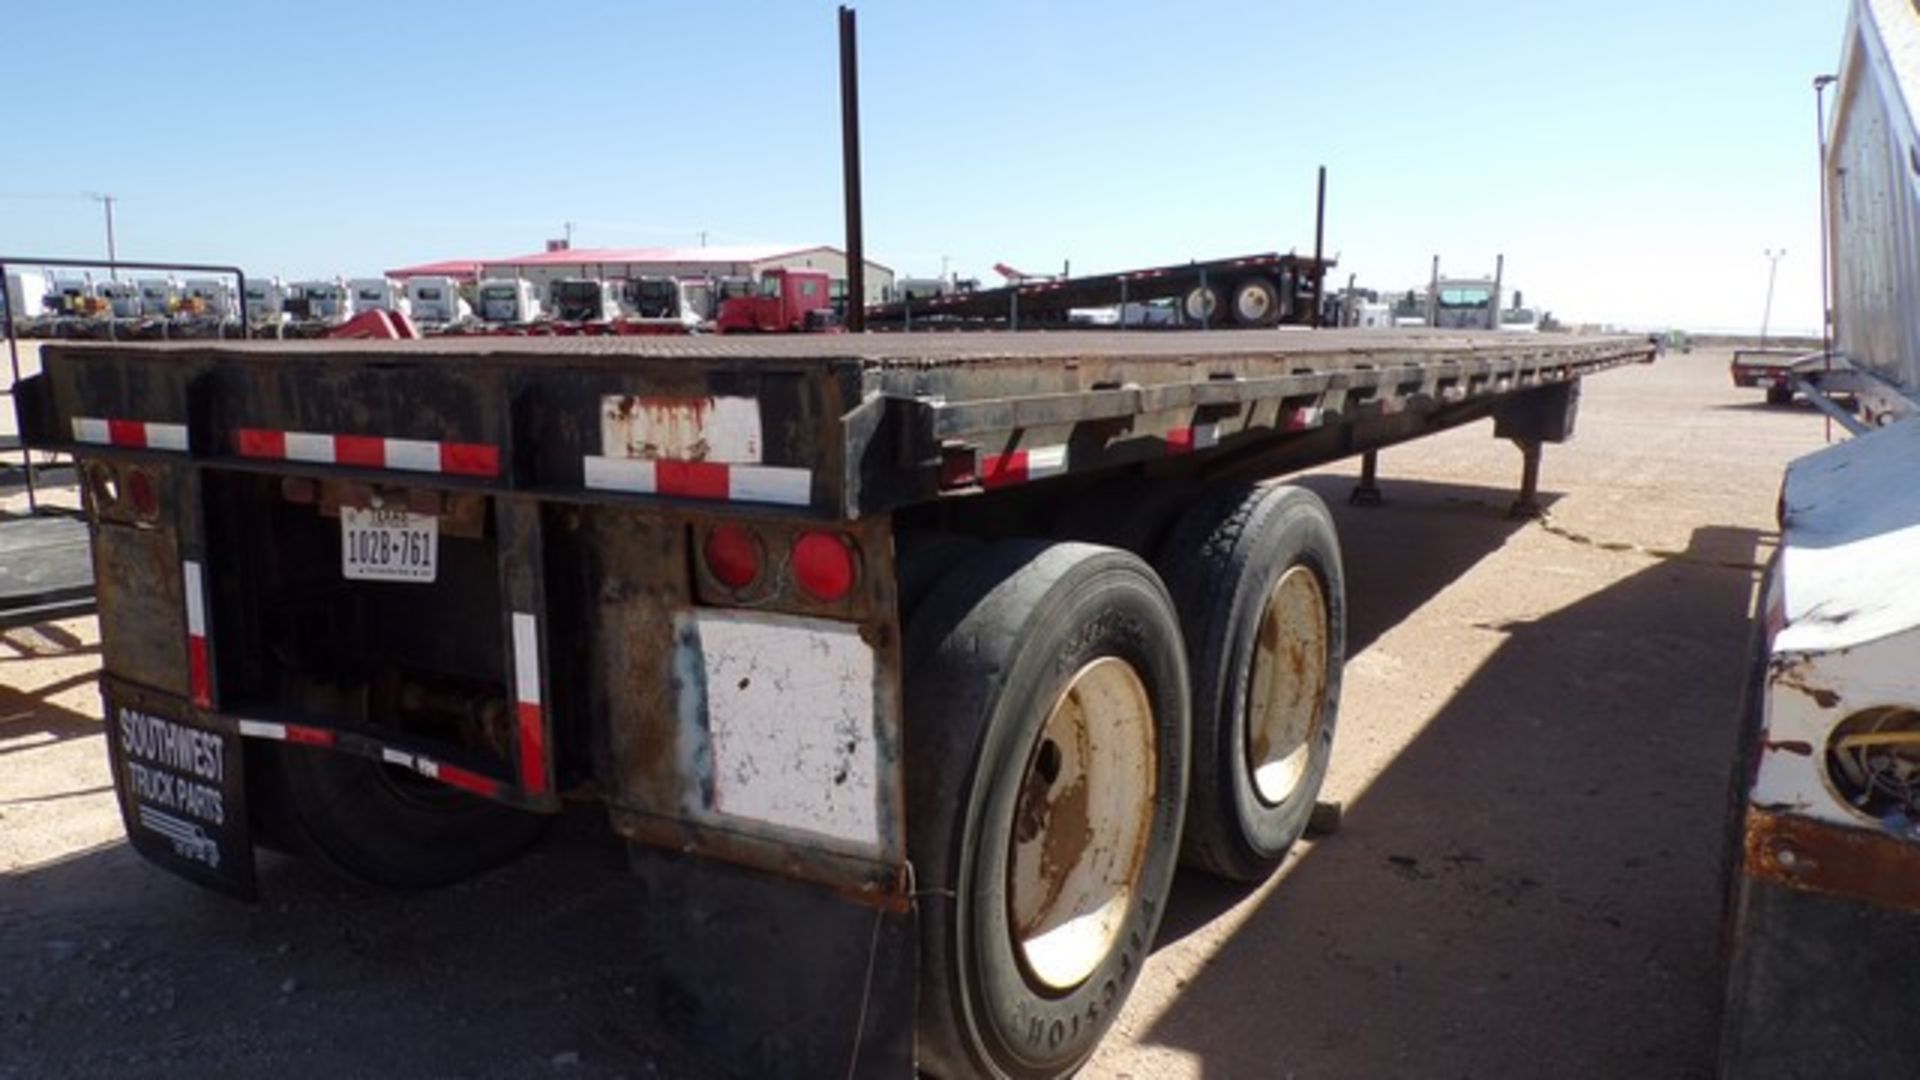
[703,524,761,590]
[125,468,159,519]
[792,531,856,602]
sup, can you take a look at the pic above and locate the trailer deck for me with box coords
[20,329,1651,521]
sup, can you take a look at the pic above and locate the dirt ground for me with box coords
[0,346,1828,1078]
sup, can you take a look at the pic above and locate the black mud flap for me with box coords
[627,848,914,1078]
[100,676,256,900]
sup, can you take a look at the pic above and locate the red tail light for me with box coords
[791,531,856,601]
[704,524,762,590]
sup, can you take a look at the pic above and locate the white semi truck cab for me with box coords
[100,281,144,320]
[348,278,410,318]
[288,280,351,324]
[243,278,286,325]
[548,277,625,323]
[182,278,239,321]
[136,277,181,318]
[475,278,541,324]
[405,277,472,325]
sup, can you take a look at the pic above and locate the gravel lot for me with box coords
[0,347,1827,1078]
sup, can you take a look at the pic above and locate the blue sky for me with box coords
[0,2,1842,332]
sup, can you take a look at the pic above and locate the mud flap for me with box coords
[625,847,914,1078]
[100,676,256,900]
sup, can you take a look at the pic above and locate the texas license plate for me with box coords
[341,506,438,582]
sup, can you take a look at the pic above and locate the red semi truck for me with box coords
[13,325,1648,1077]
[715,267,838,333]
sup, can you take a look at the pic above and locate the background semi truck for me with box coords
[1719,0,1920,1072]
[14,326,1647,1077]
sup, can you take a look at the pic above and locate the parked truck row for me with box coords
[2,265,849,340]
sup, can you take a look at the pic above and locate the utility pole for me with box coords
[563,220,575,247]
[1761,248,1786,343]
[90,193,118,279]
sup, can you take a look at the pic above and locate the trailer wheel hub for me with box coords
[1008,656,1157,991]
[1247,565,1329,806]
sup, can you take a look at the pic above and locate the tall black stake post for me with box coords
[1310,165,1327,328]
[840,6,866,332]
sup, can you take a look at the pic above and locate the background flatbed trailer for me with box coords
[863,253,1332,331]
[15,328,1649,1078]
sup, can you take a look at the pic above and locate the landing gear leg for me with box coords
[1509,437,1544,519]
[1349,450,1383,507]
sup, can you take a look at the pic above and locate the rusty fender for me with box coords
[1743,807,1920,914]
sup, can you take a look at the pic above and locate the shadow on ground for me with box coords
[1136,506,1759,1077]
[0,477,1750,1079]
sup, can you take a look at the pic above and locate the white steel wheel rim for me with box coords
[1008,656,1157,992]
[1184,287,1216,321]
[1246,565,1329,806]
[1235,283,1273,322]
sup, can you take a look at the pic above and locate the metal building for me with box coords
[469,244,895,306]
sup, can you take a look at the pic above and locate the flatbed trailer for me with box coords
[864,252,1332,331]
[15,328,1649,1078]
[1728,347,1820,405]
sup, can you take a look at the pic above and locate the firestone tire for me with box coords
[1157,483,1347,882]
[905,540,1190,1079]
[266,744,548,889]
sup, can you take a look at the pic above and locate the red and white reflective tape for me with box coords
[235,720,502,798]
[236,428,500,477]
[511,612,547,795]
[237,719,336,746]
[582,456,812,506]
[980,444,1069,489]
[1284,405,1323,431]
[1166,423,1220,455]
[72,417,189,452]
[182,560,211,708]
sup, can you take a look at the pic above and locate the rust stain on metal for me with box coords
[606,396,715,461]
[1014,763,1092,940]
[1771,662,1842,709]
[1743,807,1920,913]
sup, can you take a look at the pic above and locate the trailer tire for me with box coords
[266,744,547,889]
[1157,483,1346,882]
[1230,277,1281,327]
[1182,284,1221,326]
[905,540,1189,1079]
[1765,386,1793,406]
